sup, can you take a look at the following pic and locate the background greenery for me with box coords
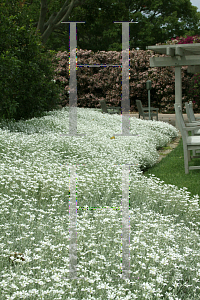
[2,0,200,53]
[0,1,65,121]
[1,0,200,121]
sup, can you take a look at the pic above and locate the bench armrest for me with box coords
[189,120,200,123]
[143,107,159,111]
[184,126,200,131]
[107,106,121,110]
[185,122,200,127]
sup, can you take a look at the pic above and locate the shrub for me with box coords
[0,6,65,122]
[50,48,192,113]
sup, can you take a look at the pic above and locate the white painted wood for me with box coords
[185,102,200,124]
[185,102,200,156]
[166,47,175,56]
[136,100,158,120]
[175,67,182,128]
[100,100,121,114]
[174,104,200,174]
[175,47,184,56]
[149,55,200,67]
[147,44,200,131]
[147,43,200,55]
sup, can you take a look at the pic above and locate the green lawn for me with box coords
[142,130,200,202]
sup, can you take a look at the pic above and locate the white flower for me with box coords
[10,283,19,290]
[173,281,179,288]
[20,281,27,288]
[29,214,35,221]
[160,257,169,265]
[156,274,164,284]
[149,266,157,275]
[1,280,8,287]
[34,279,44,285]
[97,282,110,289]
[52,274,61,282]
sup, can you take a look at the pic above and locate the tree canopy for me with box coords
[2,0,200,53]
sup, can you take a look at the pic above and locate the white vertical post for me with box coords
[67,163,132,281]
[60,21,138,281]
[121,164,130,280]
[175,66,182,129]
[114,22,138,137]
[69,22,77,136]
[69,165,78,279]
[61,21,138,137]
[60,22,86,137]
[122,22,130,135]
[148,90,151,120]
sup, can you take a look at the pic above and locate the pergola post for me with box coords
[175,66,182,129]
[147,43,200,131]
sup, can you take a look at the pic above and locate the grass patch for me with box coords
[142,130,200,201]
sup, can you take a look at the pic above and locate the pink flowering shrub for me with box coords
[158,35,200,45]
[50,47,193,113]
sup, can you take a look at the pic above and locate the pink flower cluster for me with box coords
[156,34,200,46]
[170,34,200,45]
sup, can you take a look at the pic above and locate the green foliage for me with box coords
[44,0,200,53]
[2,0,200,54]
[0,5,65,122]
[1,0,199,117]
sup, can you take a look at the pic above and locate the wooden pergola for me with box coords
[146,43,200,128]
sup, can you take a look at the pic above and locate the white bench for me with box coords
[100,100,121,114]
[136,100,158,120]
[175,103,200,174]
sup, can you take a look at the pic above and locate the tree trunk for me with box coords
[34,0,86,46]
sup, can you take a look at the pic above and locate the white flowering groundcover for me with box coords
[0,107,199,300]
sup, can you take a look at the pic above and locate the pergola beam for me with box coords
[147,43,200,56]
[166,47,175,56]
[146,43,200,129]
[150,55,200,67]
[175,47,184,56]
